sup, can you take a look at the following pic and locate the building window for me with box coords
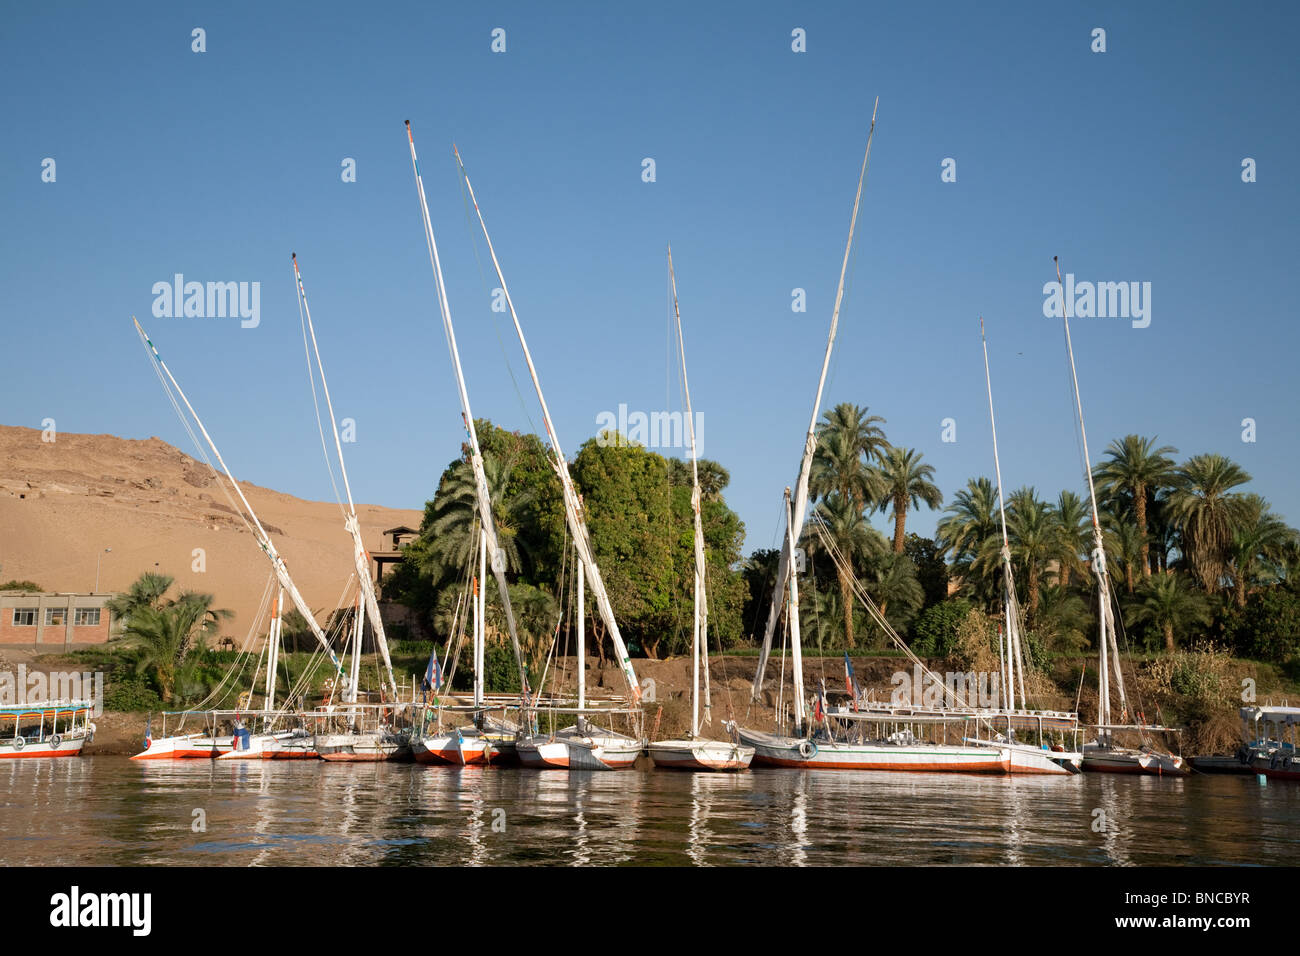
[12,609,36,626]
[45,607,66,626]
[74,608,101,626]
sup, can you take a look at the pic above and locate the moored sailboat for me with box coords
[647,245,753,772]
[1050,258,1188,776]
[445,133,647,768]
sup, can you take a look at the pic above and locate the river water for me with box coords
[1,758,1296,866]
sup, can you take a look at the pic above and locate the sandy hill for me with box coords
[0,425,422,645]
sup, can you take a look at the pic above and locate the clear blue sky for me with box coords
[2,2,1296,558]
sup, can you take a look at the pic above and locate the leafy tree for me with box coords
[571,434,676,659]
[911,598,972,658]
[904,534,949,609]
[1223,582,1300,662]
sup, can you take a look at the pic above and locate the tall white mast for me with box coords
[475,528,486,709]
[668,244,709,736]
[293,254,398,700]
[784,488,807,734]
[404,121,530,695]
[980,317,1027,710]
[1055,257,1129,743]
[451,140,641,702]
[576,542,585,711]
[264,588,282,714]
[134,318,342,672]
[752,97,879,701]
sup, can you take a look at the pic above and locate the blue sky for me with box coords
[2,2,1296,558]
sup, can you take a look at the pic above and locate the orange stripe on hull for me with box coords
[0,748,84,758]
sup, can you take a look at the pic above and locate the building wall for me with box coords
[0,593,114,645]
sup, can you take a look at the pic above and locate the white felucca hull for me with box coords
[316,732,405,762]
[516,732,642,770]
[217,730,312,760]
[965,740,1079,775]
[739,728,1012,773]
[411,733,458,765]
[1081,746,1189,776]
[647,738,755,772]
[131,733,233,760]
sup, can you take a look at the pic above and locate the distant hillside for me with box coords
[0,425,422,644]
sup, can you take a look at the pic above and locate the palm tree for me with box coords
[1101,513,1144,595]
[807,492,887,648]
[121,601,208,703]
[810,403,889,511]
[1094,435,1178,579]
[1229,495,1297,607]
[1129,572,1211,653]
[936,477,1001,607]
[862,549,924,628]
[424,453,532,583]
[1006,487,1056,624]
[874,447,943,554]
[106,572,175,628]
[1035,582,1092,654]
[1165,454,1253,592]
[1054,490,1092,589]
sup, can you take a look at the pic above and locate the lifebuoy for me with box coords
[798,739,816,759]
[49,735,61,750]
[12,736,25,750]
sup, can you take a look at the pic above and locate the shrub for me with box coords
[104,678,163,713]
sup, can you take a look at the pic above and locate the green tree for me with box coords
[1129,572,1212,653]
[1102,513,1144,595]
[1228,495,1296,607]
[1094,435,1178,578]
[572,434,676,659]
[1053,490,1092,589]
[874,446,942,554]
[1166,454,1253,592]
[1006,488,1055,624]
[936,477,1001,608]
[807,492,887,648]
[106,572,175,629]
[810,402,889,512]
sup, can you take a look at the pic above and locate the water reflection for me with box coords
[0,759,1295,866]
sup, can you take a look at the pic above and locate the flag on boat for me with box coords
[421,647,442,699]
[143,715,152,750]
[843,652,861,711]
